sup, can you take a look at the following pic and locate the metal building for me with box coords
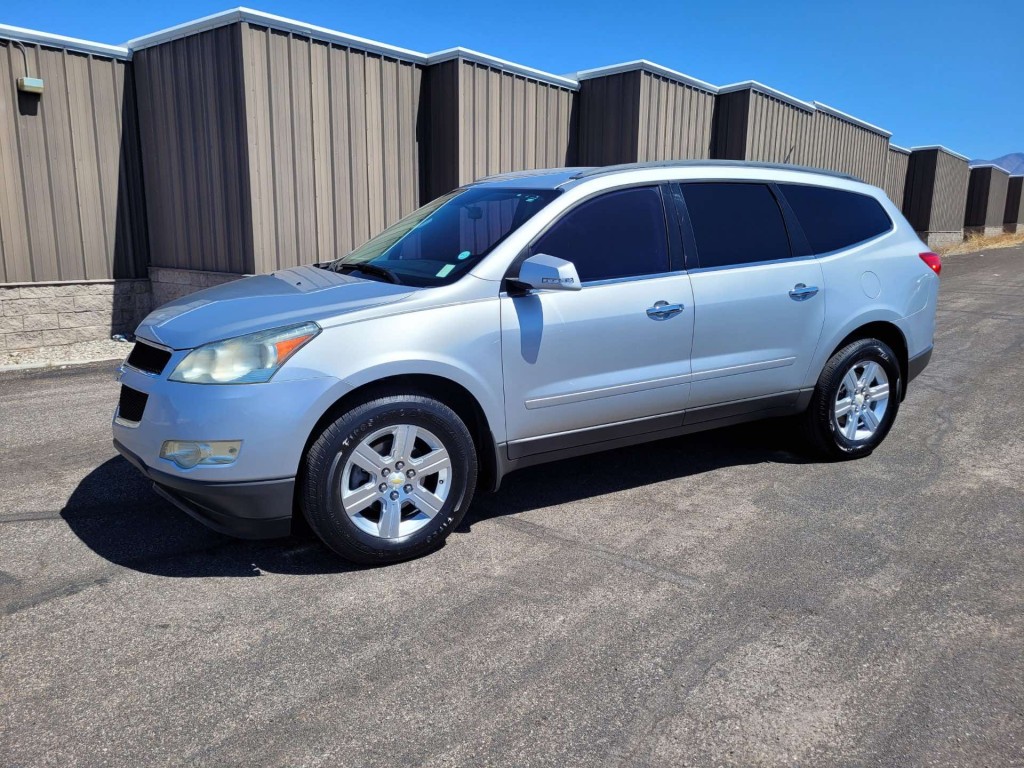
[884,145,911,206]
[964,164,1010,236]
[0,35,147,284]
[423,52,578,201]
[808,102,889,188]
[903,146,971,248]
[712,82,815,164]
[1005,176,1024,233]
[575,61,716,166]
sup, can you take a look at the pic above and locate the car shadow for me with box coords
[61,419,812,577]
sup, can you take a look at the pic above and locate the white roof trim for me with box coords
[125,8,427,62]
[0,23,130,59]
[968,163,1012,174]
[718,80,815,112]
[428,47,577,89]
[812,101,891,137]
[573,60,718,94]
[124,7,577,87]
[910,145,971,162]
[889,144,911,154]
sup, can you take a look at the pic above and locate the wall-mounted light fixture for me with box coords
[10,41,44,95]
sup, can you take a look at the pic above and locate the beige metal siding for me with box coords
[133,24,252,274]
[456,60,577,185]
[884,147,909,206]
[965,166,1010,228]
[0,39,147,282]
[578,71,642,166]
[744,92,813,165]
[807,112,887,187]
[636,72,714,161]
[241,23,423,273]
[931,150,970,232]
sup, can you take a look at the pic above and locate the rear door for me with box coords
[677,181,825,409]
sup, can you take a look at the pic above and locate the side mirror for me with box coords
[512,253,582,293]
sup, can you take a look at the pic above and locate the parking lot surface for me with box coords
[2,247,1022,767]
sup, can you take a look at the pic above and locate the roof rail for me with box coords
[568,159,863,183]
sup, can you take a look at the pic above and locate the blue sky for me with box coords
[5,0,1022,160]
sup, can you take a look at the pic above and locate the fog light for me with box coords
[160,440,242,469]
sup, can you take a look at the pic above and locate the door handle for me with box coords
[646,301,684,320]
[788,283,819,301]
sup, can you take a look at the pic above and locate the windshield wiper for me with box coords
[328,262,402,285]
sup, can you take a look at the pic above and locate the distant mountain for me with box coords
[971,152,1024,174]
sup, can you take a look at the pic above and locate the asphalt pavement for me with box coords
[1,246,1022,767]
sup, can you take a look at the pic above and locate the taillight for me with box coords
[919,252,942,276]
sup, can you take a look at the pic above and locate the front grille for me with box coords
[126,341,172,376]
[118,385,149,423]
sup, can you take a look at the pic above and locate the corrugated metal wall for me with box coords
[806,111,887,187]
[904,148,969,233]
[743,91,814,165]
[133,24,252,274]
[578,71,642,166]
[0,39,147,282]
[965,166,1009,228]
[241,23,424,273]
[456,60,577,185]
[637,72,715,161]
[1005,177,1024,226]
[884,147,909,205]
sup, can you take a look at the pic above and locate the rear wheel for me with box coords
[302,394,477,564]
[802,338,901,459]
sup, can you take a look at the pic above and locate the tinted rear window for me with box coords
[682,183,792,268]
[779,184,892,255]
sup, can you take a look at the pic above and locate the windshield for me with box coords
[324,187,560,287]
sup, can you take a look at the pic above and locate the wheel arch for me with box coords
[828,321,909,399]
[300,373,502,493]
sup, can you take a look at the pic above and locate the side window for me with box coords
[682,183,792,268]
[778,184,892,254]
[531,187,670,282]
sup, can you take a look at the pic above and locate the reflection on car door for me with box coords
[679,182,826,410]
[500,186,695,456]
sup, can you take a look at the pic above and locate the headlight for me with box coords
[169,322,320,384]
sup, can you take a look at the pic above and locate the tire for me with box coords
[801,338,902,459]
[301,394,478,565]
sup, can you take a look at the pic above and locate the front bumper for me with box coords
[115,439,294,539]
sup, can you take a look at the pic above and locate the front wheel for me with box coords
[301,394,478,564]
[802,338,902,459]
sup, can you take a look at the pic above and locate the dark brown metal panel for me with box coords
[578,71,642,166]
[422,59,460,201]
[965,166,1009,228]
[884,148,909,207]
[710,90,750,161]
[903,149,937,231]
[1005,177,1024,226]
[0,38,148,282]
[241,23,424,272]
[134,24,251,274]
[636,72,714,161]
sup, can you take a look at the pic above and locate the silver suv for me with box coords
[113,161,940,564]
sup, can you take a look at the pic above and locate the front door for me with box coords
[500,186,694,455]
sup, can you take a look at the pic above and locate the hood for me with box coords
[136,265,414,349]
